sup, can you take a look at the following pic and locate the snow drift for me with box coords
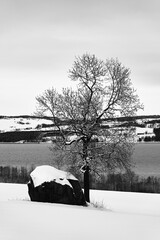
[1,183,160,240]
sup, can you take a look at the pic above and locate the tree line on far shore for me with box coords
[1,165,160,194]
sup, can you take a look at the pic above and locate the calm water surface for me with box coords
[132,143,160,177]
[0,143,160,176]
[0,143,53,168]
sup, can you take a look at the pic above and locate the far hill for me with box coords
[0,115,160,142]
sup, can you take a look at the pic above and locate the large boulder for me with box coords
[28,165,86,206]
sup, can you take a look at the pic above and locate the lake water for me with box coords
[0,143,53,168]
[0,143,160,177]
[132,143,160,177]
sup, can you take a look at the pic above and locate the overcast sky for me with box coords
[0,0,160,116]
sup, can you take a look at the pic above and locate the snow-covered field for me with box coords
[1,183,160,240]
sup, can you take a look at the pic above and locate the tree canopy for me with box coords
[36,53,143,201]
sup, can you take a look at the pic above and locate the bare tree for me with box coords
[36,54,143,202]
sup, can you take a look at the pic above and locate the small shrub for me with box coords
[90,200,105,210]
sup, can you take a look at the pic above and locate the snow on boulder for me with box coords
[30,165,77,188]
[28,165,86,206]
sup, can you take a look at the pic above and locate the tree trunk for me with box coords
[82,139,90,202]
[84,165,90,202]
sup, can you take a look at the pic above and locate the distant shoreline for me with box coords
[0,141,159,144]
[0,142,48,144]
[135,141,160,144]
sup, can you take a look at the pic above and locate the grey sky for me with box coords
[0,0,160,115]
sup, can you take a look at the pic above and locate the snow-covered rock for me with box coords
[28,165,86,206]
[30,165,77,188]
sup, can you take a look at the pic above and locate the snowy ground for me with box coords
[0,183,160,240]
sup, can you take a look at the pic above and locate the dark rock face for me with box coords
[28,167,86,206]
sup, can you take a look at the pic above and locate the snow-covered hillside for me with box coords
[0,117,158,143]
[0,116,156,133]
[1,183,160,240]
[0,118,51,132]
